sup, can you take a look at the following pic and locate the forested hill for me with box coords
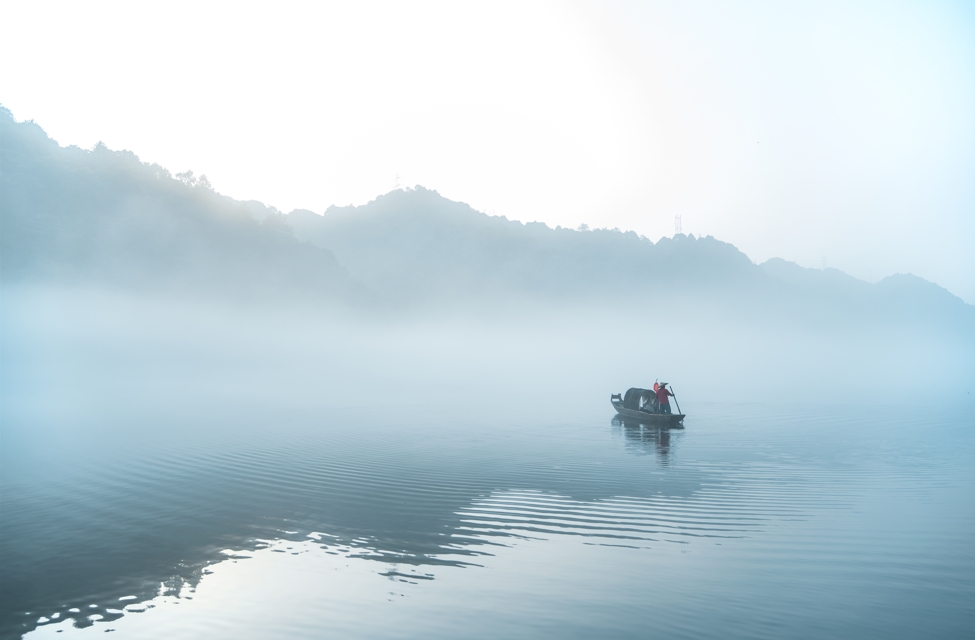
[2,106,972,332]
[287,187,974,329]
[287,188,758,302]
[0,107,355,300]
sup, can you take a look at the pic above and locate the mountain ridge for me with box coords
[2,107,972,332]
[0,107,359,302]
[285,186,973,331]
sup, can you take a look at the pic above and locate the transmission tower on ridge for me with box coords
[675,214,682,235]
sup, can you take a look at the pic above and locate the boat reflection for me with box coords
[612,417,683,465]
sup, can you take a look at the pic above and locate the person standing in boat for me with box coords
[656,382,675,414]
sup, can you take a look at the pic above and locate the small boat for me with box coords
[611,388,684,426]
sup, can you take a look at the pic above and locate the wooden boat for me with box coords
[612,388,684,426]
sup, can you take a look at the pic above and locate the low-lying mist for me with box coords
[3,284,970,438]
[2,106,973,452]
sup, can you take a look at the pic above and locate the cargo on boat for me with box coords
[611,387,684,426]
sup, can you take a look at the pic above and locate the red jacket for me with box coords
[656,388,673,405]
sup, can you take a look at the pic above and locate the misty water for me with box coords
[5,9,975,632]
[3,107,974,638]
[2,292,973,639]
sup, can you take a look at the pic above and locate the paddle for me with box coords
[671,389,682,415]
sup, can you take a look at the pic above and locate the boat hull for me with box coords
[612,400,684,426]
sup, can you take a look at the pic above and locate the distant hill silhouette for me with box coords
[2,106,972,333]
[287,187,974,330]
[287,188,759,304]
[0,107,355,300]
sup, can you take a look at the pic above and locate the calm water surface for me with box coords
[1,401,973,639]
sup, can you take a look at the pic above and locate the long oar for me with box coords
[671,389,682,415]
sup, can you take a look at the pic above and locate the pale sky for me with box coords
[2,0,973,302]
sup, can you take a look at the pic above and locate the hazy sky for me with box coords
[2,0,973,302]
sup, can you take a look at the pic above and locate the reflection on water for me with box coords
[613,417,682,464]
[3,404,975,639]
